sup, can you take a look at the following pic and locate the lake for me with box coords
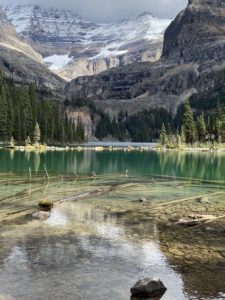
[0,148,225,180]
[0,148,225,300]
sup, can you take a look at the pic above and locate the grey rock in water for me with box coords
[130,278,167,298]
[32,211,50,221]
[196,196,210,204]
[139,197,147,203]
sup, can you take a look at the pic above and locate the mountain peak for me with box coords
[188,0,225,5]
[163,0,225,63]
[1,4,171,80]
[137,12,154,19]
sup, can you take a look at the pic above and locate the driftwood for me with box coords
[2,182,134,219]
[153,191,225,208]
[58,183,134,203]
[177,214,216,226]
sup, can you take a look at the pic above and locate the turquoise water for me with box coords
[0,149,225,181]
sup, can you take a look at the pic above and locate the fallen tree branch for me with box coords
[152,191,225,208]
[58,183,134,203]
[177,214,216,226]
[197,214,225,226]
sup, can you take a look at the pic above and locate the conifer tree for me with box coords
[180,126,186,144]
[182,99,196,144]
[5,84,14,138]
[221,108,225,143]
[29,84,37,129]
[215,102,222,142]
[76,116,85,143]
[13,103,22,142]
[160,123,167,145]
[176,132,181,148]
[0,84,8,141]
[0,74,84,145]
[197,113,206,142]
[9,136,15,148]
[33,122,41,144]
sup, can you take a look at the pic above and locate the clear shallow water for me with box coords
[0,204,188,300]
[0,149,225,300]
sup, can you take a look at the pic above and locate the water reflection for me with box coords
[0,149,225,181]
[131,295,165,300]
[0,203,188,300]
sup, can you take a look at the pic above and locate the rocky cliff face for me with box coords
[0,7,64,90]
[0,45,65,90]
[3,5,171,80]
[162,0,225,63]
[0,8,42,63]
[67,0,225,111]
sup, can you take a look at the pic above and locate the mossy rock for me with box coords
[38,199,53,209]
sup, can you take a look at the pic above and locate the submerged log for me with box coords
[154,191,225,208]
[59,183,134,203]
[177,214,216,226]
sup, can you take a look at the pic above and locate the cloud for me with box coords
[3,0,188,22]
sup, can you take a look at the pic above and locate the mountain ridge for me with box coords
[0,7,65,91]
[2,4,171,80]
[66,0,225,113]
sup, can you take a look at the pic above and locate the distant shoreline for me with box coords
[1,142,225,153]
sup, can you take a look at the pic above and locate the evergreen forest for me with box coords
[0,75,85,145]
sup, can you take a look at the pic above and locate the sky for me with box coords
[3,0,188,22]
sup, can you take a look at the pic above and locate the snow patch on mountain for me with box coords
[3,4,34,32]
[2,4,172,80]
[90,43,128,60]
[44,54,73,70]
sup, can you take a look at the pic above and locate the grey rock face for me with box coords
[0,44,65,90]
[162,0,225,64]
[67,62,200,102]
[67,0,225,110]
[3,5,170,80]
[0,7,65,90]
[0,8,42,63]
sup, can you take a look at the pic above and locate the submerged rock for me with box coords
[130,278,167,298]
[38,199,53,209]
[196,196,210,204]
[32,211,50,221]
[139,197,147,203]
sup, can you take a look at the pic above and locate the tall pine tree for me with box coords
[182,100,196,144]
[196,113,206,142]
[0,83,8,141]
